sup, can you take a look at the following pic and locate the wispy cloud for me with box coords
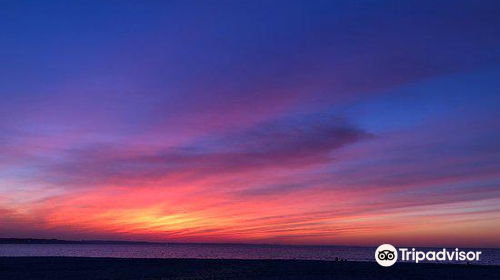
[1,0,500,247]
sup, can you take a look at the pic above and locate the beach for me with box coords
[0,257,499,280]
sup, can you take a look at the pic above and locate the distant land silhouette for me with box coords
[0,238,280,247]
[0,238,164,245]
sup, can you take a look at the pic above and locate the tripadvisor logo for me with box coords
[375,244,398,267]
[375,244,482,267]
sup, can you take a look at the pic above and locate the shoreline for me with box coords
[0,255,496,266]
[1,257,499,280]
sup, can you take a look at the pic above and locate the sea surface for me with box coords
[0,244,499,265]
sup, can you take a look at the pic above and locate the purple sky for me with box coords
[1,0,500,247]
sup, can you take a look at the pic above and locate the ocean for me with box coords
[1,244,499,265]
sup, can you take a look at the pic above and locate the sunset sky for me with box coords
[1,0,500,248]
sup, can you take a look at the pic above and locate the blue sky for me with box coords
[0,0,499,247]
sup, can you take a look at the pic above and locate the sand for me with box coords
[0,257,499,280]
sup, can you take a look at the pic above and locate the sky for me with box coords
[1,0,500,248]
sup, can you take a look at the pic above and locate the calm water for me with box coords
[0,244,499,265]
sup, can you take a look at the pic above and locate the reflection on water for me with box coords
[0,244,498,265]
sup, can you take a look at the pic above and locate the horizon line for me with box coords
[1,238,499,250]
